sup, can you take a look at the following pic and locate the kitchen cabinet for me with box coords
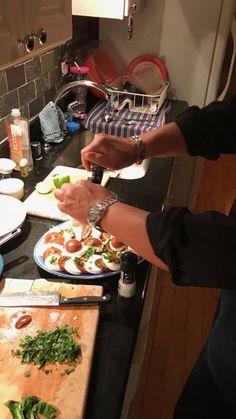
[0,0,72,71]
[72,0,129,19]
[72,0,145,20]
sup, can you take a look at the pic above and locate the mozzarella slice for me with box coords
[38,242,64,257]
[64,258,84,275]
[84,254,103,274]
[44,254,62,271]
[102,253,121,271]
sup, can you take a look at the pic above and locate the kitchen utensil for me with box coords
[0,227,21,247]
[0,195,26,237]
[0,290,111,307]
[0,278,103,419]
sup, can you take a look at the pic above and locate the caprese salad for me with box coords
[36,223,136,276]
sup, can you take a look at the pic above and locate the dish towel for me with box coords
[39,101,65,143]
[83,99,173,137]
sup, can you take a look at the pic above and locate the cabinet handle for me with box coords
[37,28,47,45]
[31,28,47,45]
[17,34,34,52]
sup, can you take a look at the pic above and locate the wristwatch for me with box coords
[87,198,119,230]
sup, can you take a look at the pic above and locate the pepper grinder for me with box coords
[90,164,104,184]
[118,251,138,298]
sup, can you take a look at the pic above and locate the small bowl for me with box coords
[0,158,16,176]
[0,178,24,200]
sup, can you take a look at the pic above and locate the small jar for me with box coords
[118,251,138,298]
[19,158,29,177]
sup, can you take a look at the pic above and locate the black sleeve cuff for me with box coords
[146,207,236,289]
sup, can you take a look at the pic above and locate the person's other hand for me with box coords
[54,180,114,224]
[81,133,138,171]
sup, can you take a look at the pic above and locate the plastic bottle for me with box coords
[118,251,138,298]
[6,109,33,171]
[70,65,89,113]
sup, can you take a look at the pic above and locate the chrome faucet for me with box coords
[53,80,110,104]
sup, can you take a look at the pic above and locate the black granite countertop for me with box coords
[0,100,187,419]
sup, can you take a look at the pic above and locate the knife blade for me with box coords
[0,291,112,307]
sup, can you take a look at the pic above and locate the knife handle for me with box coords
[60,293,112,306]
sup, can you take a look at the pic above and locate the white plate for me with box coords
[34,221,142,280]
[0,195,27,237]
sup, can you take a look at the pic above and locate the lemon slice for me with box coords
[35,181,52,194]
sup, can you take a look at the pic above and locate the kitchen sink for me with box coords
[52,130,150,180]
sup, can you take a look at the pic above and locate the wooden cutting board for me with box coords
[23,165,115,221]
[0,278,103,419]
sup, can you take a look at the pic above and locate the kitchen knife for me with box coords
[0,291,112,307]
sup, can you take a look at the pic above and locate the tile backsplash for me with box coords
[0,15,99,147]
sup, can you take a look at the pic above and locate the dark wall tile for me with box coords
[29,95,45,119]
[25,57,41,82]
[35,74,49,96]
[0,117,7,142]
[0,90,19,119]
[41,50,57,74]
[20,104,30,119]
[0,71,7,96]
[44,86,56,104]
[4,90,19,116]
[0,97,5,119]
[19,81,35,106]
[6,64,25,91]
[49,67,62,88]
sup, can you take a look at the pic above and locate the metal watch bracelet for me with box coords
[131,135,145,165]
[87,198,119,231]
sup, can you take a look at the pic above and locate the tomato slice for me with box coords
[58,256,70,271]
[65,239,82,253]
[43,247,62,260]
[44,232,64,245]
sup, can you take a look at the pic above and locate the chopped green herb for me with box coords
[4,395,58,418]
[23,370,31,378]
[103,252,112,262]
[85,247,96,258]
[49,255,58,264]
[11,324,82,369]
[64,367,75,375]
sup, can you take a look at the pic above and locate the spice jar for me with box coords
[118,251,138,298]
[20,158,29,177]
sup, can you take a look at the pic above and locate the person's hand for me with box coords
[54,180,114,224]
[81,133,138,171]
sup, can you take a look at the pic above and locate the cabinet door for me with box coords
[23,0,72,53]
[72,0,129,20]
[0,1,26,68]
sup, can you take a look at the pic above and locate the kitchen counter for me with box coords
[0,100,187,419]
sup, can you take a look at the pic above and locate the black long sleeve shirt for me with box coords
[146,96,236,289]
